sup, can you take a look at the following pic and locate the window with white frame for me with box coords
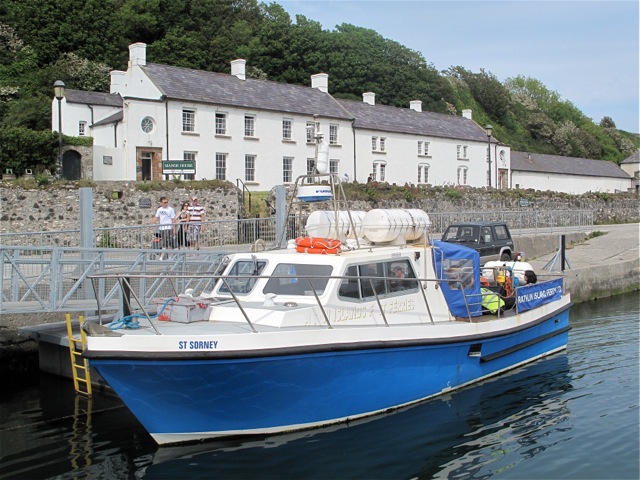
[215,112,227,135]
[371,136,378,151]
[418,140,430,156]
[183,151,196,180]
[215,153,227,180]
[374,161,386,182]
[306,121,315,143]
[379,137,386,152]
[457,145,468,159]
[282,118,292,140]
[245,154,256,182]
[306,158,316,183]
[244,115,255,137]
[418,163,429,184]
[141,117,154,133]
[330,159,338,175]
[329,124,338,145]
[283,157,293,183]
[78,121,87,136]
[182,109,196,132]
[457,166,468,185]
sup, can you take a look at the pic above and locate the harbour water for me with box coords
[1,291,638,479]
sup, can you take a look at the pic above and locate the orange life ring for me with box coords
[295,237,342,250]
[296,245,340,255]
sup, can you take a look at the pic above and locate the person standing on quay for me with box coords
[188,195,205,250]
[174,202,190,249]
[151,196,175,258]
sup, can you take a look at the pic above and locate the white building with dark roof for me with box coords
[620,151,640,194]
[510,151,632,194]
[52,42,503,189]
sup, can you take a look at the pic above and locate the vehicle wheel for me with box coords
[500,252,512,261]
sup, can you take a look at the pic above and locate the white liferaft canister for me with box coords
[305,210,366,239]
[361,209,431,243]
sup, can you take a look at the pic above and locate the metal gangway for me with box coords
[0,246,230,314]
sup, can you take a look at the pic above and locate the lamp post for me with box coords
[485,124,493,188]
[53,80,65,178]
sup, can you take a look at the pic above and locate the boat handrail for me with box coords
[88,272,445,333]
[88,272,566,332]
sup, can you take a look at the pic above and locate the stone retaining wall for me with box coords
[1,181,638,235]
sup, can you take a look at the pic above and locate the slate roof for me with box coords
[511,151,631,179]
[141,63,352,121]
[336,98,490,142]
[92,110,123,126]
[621,150,640,164]
[64,89,122,107]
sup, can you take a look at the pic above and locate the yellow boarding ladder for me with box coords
[65,314,92,396]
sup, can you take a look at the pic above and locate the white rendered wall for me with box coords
[511,171,631,193]
[352,129,505,187]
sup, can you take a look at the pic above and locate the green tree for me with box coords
[0,126,58,173]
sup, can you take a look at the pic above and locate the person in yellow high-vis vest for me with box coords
[481,287,515,314]
[481,288,503,314]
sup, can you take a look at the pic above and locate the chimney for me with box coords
[363,92,375,105]
[462,109,472,120]
[410,100,422,112]
[231,59,246,80]
[311,73,329,93]
[128,43,147,67]
[110,70,126,94]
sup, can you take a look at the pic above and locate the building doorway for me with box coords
[137,148,163,181]
[497,169,508,190]
[62,150,82,180]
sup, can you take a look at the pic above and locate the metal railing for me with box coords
[427,210,594,235]
[0,210,592,248]
[87,271,566,333]
[0,246,229,314]
[89,272,442,332]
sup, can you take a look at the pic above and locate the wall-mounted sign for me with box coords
[139,198,152,209]
[519,198,530,207]
[103,155,113,165]
[163,160,195,174]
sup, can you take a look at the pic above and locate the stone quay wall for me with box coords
[1,181,638,235]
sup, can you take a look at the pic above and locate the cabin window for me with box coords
[263,264,333,296]
[218,259,267,295]
[338,260,418,301]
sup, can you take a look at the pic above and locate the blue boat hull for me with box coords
[90,309,570,443]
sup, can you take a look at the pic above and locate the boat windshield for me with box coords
[263,263,333,296]
[218,259,267,295]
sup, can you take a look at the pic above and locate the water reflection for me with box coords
[141,354,572,479]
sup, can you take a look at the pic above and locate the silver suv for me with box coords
[441,222,515,262]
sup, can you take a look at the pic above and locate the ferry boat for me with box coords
[82,174,571,445]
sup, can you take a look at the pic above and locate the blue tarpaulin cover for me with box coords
[432,240,482,317]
